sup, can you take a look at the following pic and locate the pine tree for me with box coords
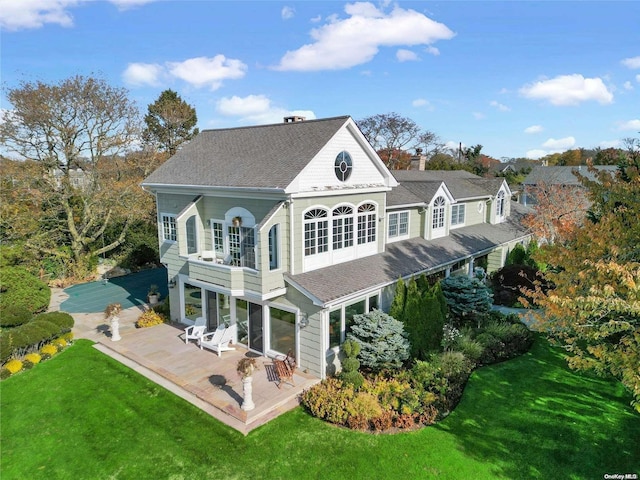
[143,89,199,156]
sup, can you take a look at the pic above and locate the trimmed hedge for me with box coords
[0,313,74,363]
[0,305,33,328]
[0,267,50,314]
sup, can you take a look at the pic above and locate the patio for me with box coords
[95,322,320,435]
[51,286,320,435]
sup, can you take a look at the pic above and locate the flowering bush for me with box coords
[136,310,165,328]
[5,359,23,375]
[25,352,42,365]
[53,338,67,351]
[441,323,461,351]
[40,344,58,359]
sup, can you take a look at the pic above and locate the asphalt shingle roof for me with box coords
[142,116,350,190]
[392,170,504,200]
[522,165,617,186]
[285,204,531,305]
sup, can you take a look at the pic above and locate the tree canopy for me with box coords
[143,89,199,156]
[0,75,157,278]
[528,144,640,411]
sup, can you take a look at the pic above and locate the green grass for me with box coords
[1,336,638,480]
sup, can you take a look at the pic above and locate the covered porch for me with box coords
[91,321,319,435]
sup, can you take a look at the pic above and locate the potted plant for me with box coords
[147,284,160,304]
[237,357,258,411]
[104,303,122,341]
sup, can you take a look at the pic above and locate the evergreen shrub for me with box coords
[0,266,50,314]
[0,305,32,327]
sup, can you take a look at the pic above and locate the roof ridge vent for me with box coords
[284,116,306,123]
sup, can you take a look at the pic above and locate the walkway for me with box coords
[50,283,320,435]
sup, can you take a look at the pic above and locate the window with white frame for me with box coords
[388,211,409,239]
[186,216,197,254]
[211,221,224,253]
[451,204,465,226]
[496,191,505,218]
[332,205,354,250]
[329,294,381,348]
[432,196,446,229]
[304,208,329,256]
[268,224,279,270]
[161,214,177,242]
[357,203,376,245]
[228,225,256,269]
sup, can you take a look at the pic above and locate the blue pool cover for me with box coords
[60,267,169,313]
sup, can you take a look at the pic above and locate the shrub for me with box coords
[347,309,410,372]
[0,266,50,314]
[136,309,165,328]
[33,312,74,332]
[485,321,533,359]
[339,339,364,389]
[454,335,484,364]
[40,344,58,359]
[476,332,505,364]
[301,377,353,425]
[53,338,67,351]
[441,275,493,328]
[0,305,33,327]
[0,368,11,380]
[4,359,23,375]
[346,392,383,423]
[24,352,41,365]
[492,264,545,307]
[61,332,74,343]
[370,410,394,432]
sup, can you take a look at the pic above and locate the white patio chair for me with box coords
[199,323,237,357]
[184,316,207,344]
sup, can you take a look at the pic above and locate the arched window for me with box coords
[432,196,446,229]
[304,208,329,256]
[332,205,354,250]
[357,203,376,245]
[186,215,197,254]
[496,191,505,218]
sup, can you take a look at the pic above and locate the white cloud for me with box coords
[617,119,640,131]
[412,98,428,107]
[281,6,295,20]
[621,56,640,69]
[310,14,322,23]
[425,45,440,56]
[0,0,155,31]
[216,94,316,124]
[216,95,272,116]
[396,49,418,62]
[274,2,455,71]
[636,74,640,83]
[519,74,613,106]
[472,112,485,120]
[524,125,543,134]
[123,55,247,90]
[0,0,78,31]
[167,56,247,90]
[623,81,634,91]
[122,62,163,86]
[525,149,547,160]
[490,100,510,112]
[542,136,576,149]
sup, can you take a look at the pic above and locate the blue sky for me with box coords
[1,0,639,160]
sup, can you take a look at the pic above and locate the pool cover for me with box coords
[60,268,169,313]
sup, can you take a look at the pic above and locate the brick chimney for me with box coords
[410,148,426,171]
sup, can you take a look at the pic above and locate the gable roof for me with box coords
[142,116,352,191]
[391,170,506,201]
[522,165,618,186]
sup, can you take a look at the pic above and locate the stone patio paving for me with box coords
[50,287,320,435]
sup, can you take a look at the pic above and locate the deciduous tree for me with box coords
[529,147,640,411]
[0,75,148,278]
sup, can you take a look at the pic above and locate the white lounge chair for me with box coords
[184,316,207,344]
[199,323,237,357]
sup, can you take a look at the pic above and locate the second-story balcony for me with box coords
[186,251,258,293]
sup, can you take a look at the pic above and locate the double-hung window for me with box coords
[451,204,465,226]
[388,211,409,239]
[496,191,505,218]
[161,214,177,242]
[304,209,329,256]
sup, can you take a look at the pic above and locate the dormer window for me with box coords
[496,191,505,218]
[334,151,353,182]
[432,196,446,230]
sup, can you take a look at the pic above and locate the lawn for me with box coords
[1,336,638,480]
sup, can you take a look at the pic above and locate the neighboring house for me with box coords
[520,165,617,206]
[142,116,531,379]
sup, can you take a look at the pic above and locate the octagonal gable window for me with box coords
[334,151,353,182]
